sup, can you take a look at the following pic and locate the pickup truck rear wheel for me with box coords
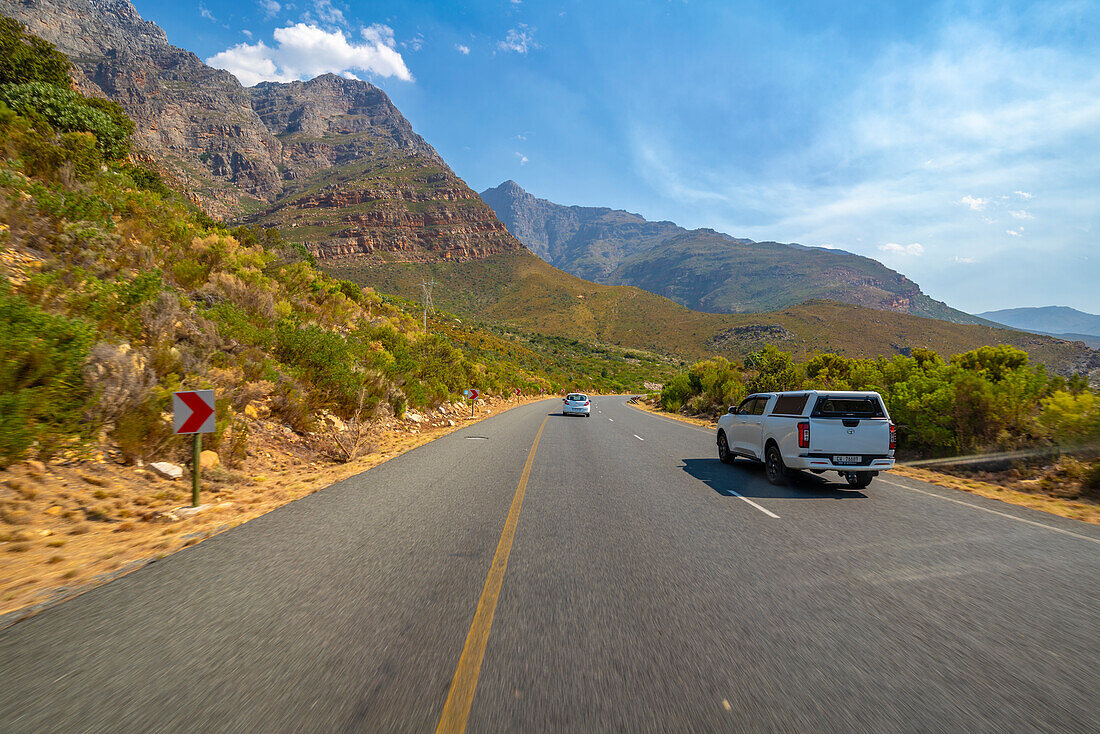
[765,444,788,486]
[845,472,873,489]
[717,432,734,464]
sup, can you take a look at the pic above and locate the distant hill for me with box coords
[480,181,986,325]
[978,307,1100,346]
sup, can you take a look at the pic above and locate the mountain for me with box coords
[978,307,1100,346]
[3,0,523,263]
[480,181,985,325]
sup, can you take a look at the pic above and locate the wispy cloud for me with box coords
[954,255,976,264]
[207,23,413,86]
[627,15,1100,310]
[515,152,528,165]
[879,242,924,256]
[1006,227,1023,237]
[1009,209,1033,219]
[258,0,280,19]
[455,43,470,55]
[498,24,537,54]
[199,2,216,22]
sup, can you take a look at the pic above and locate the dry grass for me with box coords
[0,394,545,619]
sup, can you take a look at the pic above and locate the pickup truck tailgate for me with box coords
[808,418,891,455]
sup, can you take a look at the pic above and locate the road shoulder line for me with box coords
[878,477,1100,545]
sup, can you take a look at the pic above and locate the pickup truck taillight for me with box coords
[797,421,810,449]
[889,423,897,451]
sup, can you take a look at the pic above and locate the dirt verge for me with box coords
[0,395,548,624]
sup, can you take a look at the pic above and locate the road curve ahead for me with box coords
[2,396,1098,732]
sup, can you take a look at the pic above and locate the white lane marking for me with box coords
[624,402,713,435]
[727,490,780,518]
[878,478,1100,545]
[608,418,614,422]
[634,434,644,441]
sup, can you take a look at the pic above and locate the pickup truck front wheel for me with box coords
[765,444,788,486]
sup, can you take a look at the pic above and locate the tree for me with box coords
[0,17,71,88]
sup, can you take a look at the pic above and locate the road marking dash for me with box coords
[634,434,644,441]
[436,415,548,733]
[878,477,1099,545]
[608,418,614,422]
[727,490,780,518]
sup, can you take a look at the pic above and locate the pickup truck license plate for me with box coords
[834,455,862,465]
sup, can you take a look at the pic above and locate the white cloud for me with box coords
[199,2,216,21]
[960,195,986,211]
[206,23,413,86]
[1015,190,1032,199]
[498,24,537,54]
[1006,227,1023,236]
[1009,209,1033,219]
[242,29,253,38]
[455,43,470,55]
[879,242,924,256]
[515,152,528,165]
[954,255,976,264]
[258,0,280,18]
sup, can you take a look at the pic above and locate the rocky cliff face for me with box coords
[481,180,985,324]
[247,75,523,263]
[1,0,524,261]
[3,0,282,216]
[480,180,680,280]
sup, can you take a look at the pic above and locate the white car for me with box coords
[562,393,591,417]
[716,390,896,488]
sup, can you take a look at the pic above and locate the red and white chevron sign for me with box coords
[172,390,216,434]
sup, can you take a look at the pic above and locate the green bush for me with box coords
[0,17,71,88]
[0,82,132,159]
[0,279,95,466]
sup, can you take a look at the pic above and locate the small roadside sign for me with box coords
[173,390,216,434]
[466,389,480,401]
[173,389,215,508]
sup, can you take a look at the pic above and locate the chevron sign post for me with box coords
[173,390,216,507]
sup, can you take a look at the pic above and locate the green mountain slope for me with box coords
[324,251,1100,375]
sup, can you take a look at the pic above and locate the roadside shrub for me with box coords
[1037,390,1100,445]
[0,279,95,466]
[82,342,157,423]
[0,82,132,159]
[110,392,173,464]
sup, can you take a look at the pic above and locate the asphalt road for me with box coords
[2,396,1098,732]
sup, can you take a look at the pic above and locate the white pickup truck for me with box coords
[716,390,896,488]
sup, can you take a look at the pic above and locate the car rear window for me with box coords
[811,396,885,418]
[771,394,809,416]
[567,394,587,401]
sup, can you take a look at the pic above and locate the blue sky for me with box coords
[136,0,1098,314]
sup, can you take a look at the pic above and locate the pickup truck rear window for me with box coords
[771,394,809,416]
[811,396,885,418]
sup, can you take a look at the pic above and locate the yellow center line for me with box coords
[436,415,548,734]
